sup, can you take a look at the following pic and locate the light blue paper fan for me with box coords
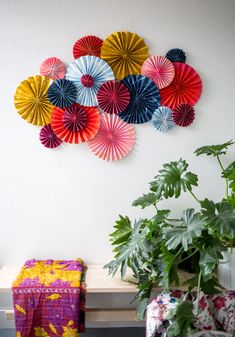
[65,56,115,107]
[152,106,175,132]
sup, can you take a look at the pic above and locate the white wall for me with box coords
[0,0,235,266]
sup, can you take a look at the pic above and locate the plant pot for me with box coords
[218,249,235,290]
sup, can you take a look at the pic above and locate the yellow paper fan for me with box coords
[14,75,54,126]
[100,31,149,80]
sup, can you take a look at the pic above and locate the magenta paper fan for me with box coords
[40,57,65,80]
[39,124,62,148]
[141,55,175,89]
[97,80,130,114]
[89,113,135,161]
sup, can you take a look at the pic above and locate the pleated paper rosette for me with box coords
[141,56,175,89]
[14,75,54,126]
[172,103,195,127]
[40,57,65,80]
[160,62,202,109]
[50,103,100,144]
[73,35,103,59]
[48,79,77,108]
[165,48,186,63]
[97,80,130,114]
[39,124,62,148]
[101,31,149,80]
[89,113,135,161]
[152,106,175,133]
[119,75,160,124]
[66,56,115,106]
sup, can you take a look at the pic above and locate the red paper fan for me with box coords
[172,103,195,127]
[73,35,103,59]
[89,113,135,161]
[160,62,202,109]
[141,55,175,89]
[97,80,130,114]
[50,104,100,144]
[39,124,62,148]
[40,57,65,80]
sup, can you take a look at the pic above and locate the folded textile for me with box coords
[146,290,235,337]
[12,259,86,337]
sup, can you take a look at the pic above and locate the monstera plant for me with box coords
[105,140,235,337]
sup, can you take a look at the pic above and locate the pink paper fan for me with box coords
[97,80,130,114]
[89,113,135,161]
[172,103,195,127]
[40,57,65,80]
[141,56,175,89]
[73,35,103,59]
[39,124,62,148]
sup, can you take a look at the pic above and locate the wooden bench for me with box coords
[0,264,190,327]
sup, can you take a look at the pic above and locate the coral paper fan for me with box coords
[73,35,103,59]
[14,75,54,126]
[97,80,130,114]
[50,104,100,144]
[172,103,195,127]
[39,124,62,148]
[152,106,175,133]
[100,31,149,80]
[48,79,77,108]
[89,113,135,161]
[141,56,175,89]
[40,57,65,80]
[119,75,160,124]
[160,62,202,109]
[165,48,186,63]
[66,56,114,106]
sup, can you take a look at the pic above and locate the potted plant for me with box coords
[105,140,235,337]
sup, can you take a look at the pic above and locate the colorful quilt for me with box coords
[146,290,235,337]
[12,259,86,337]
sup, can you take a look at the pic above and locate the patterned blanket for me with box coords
[12,259,86,337]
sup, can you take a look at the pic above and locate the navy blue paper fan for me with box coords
[48,79,77,108]
[165,48,186,63]
[119,75,160,124]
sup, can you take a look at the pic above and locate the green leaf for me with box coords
[159,245,179,289]
[184,274,222,294]
[194,140,234,157]
[109,215,132,246]
[163,209,204,251]
[150,159,198,199]
[136,297,149,320]
[223,161,235,192]
[166,301,194,337]
[132,193,159,209]
[201,199,235,239]
[104,219,150,279]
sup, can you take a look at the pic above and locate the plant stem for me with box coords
[216,155,229,198]
[195,270,202,316]
[179,249,199,264]
[153,204,158,211]
[189,190,200,204]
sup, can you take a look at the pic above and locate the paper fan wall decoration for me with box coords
[89,113,135,161]
[160,62,202,109]
[47,79,77,108]
[40,57,65,80]
[66,55,114,106]
[141,55,175,89]
[73,35,103,59]
[166,48,186,63]
[97,80,130,114]
[39,124,62,148]
[101,31,149,80]
[50,104,100,144]
[172,103,195,127]
[14,75,54,126]
[152,106,175,133]
[14,30,203,158]
[119,75,160,124]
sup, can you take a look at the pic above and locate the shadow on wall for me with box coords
[0,328,145,337]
